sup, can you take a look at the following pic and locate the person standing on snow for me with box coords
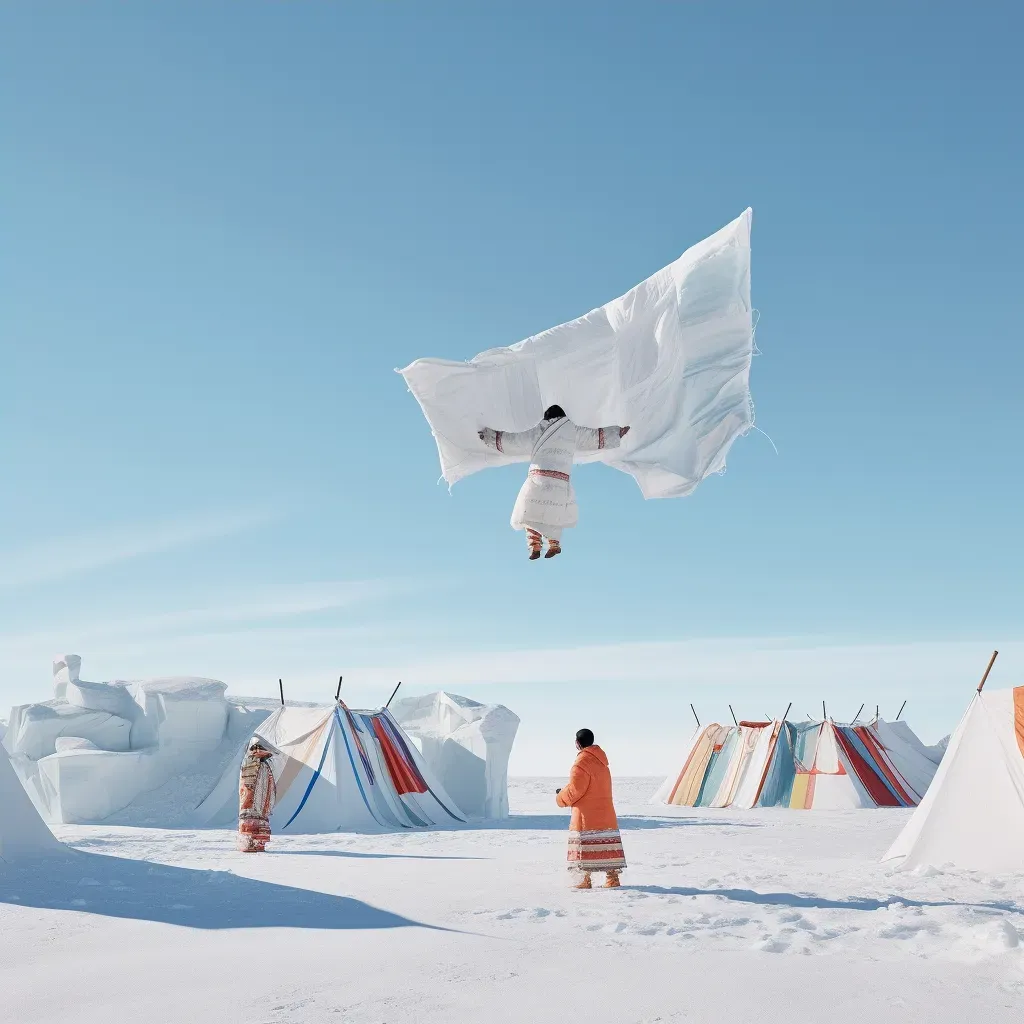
[479,405,629,559]
[555,728,626,889]
[238,739,276,853]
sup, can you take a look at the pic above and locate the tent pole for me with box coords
[895,700,907,721]
[875,704,879,721]
[334,675,343,702]
[781,702,792,723]
[690,703,700,727]
[823,700,827,721]
[852,703,864,725]
[728,704,738,726]
[385,681,402,708]
[278,679,285,706]
[977,650,999,693]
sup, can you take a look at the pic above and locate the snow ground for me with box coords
[2,778,1022,1023]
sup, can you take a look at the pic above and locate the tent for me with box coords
[883,687,1024,873]
[399,210,754,501]
[1,743,62,861]
[654,717,941,811]
[195,702,465,833]
[389,691,520,819]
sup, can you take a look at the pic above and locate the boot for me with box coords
[544,539,562,558]
[527,530,542,560]
[573,873,593,890]
[603,871,621,888]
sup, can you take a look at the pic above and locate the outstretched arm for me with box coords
[574,424,629,453]
[556,762,591,808]
[478,425,543,457]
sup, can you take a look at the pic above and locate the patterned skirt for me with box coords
[567,828,627,873]
[238,814,271,852]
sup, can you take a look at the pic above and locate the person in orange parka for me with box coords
[555,728,627,889]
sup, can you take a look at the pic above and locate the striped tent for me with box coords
[884,687,1024,873]
[654,717,941,811]
[195,702,465,832]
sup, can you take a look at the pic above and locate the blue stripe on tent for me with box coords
[693,750,721,806]
[346,709,376,783]
[281,718,335,830]
[757,722,797,807]
[334,707,390,827]
[379,709,466,823]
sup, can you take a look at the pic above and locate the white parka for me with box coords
[481,416,623,536]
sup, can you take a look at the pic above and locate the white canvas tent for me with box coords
[883,686,1024,873]
[389,691,520,819]
[195,703,465,833]
[1,744,62,861]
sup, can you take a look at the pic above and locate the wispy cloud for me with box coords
[335,636,1018,689]
[0,580,417,650]
[0,509,279,588]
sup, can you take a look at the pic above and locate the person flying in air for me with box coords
[479,405,629,559]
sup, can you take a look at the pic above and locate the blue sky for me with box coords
[2,4,1022,772]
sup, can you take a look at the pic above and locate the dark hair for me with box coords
[543,404,566,420]
[576,728,594,748]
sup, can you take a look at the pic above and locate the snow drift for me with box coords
[1,742,61,861]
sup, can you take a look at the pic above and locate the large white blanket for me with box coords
[399,209,754,499]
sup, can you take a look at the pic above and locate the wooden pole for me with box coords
[977,650,999,693]
[278,679,285,706]
[895,700,907,721]
[781,702,792,723]
[852,703,864,725]
[385,681,402,708]
[690,703,700,726]
[334,675,343,701]
[728,704,738,726]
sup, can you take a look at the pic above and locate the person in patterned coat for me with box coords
[479,405,629,559]
[556,729,626,888]
[238,739,276,852]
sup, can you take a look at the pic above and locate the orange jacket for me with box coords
[555,745,619,832]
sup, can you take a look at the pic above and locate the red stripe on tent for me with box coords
[834,729,900,806]
[370,717,428,795]
[853,725,915,804]
[1015,687,1024,760]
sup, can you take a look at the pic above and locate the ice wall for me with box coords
[5,656,272,825]
[390,691,519,819]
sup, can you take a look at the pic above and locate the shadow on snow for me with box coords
[271,849,487,861]
[627,885,1024,916]
[476,815,763,832]
[0,850,453,931]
